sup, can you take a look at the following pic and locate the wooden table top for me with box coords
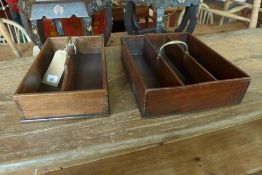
[0,29,261,175]
[47,117,262,175]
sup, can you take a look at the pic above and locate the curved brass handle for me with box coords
[157,40,188,60]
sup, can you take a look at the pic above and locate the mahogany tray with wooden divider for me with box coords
[14,36,108,122]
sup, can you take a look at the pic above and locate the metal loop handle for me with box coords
[157,40,188,59]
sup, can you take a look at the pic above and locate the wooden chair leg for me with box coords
[249,0,261,28]
[219,0,233,25]
[0,19,21,57]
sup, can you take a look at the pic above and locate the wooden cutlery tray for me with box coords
[14,36,108,121]
[121,33,250,117]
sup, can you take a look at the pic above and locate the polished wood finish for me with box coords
[13,36,108,120]
[0,29,261,175]
[46,118,262,175]
[121,33,250,117]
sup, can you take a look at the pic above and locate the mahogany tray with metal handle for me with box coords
[121,33,250,117]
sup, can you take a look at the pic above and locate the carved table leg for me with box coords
[156,8,165,33]
[31,20,42,48]
[82,17,93,35]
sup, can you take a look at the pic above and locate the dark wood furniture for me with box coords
[18,0,112,46]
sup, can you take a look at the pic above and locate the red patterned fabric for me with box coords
[6,0,19,14]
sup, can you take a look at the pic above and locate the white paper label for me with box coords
[42,50,67,87]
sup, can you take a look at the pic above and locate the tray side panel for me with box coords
[144,79,250,117]
[121,38,146,114]
[14,90,107,119]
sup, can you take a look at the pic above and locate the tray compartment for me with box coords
[145,34,216,85]
[17,39,58,93]
[14,36,108,121]
[122,33,251,117]
[168,33,249,80]
[121,36,183,114]
[121,35,183,88]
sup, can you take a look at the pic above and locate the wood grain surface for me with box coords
[0,43,34,61]
[0,29,261,175]
[46,118,262,175]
